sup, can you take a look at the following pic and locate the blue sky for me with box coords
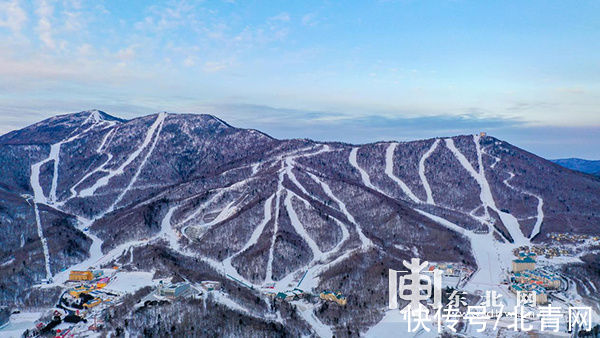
[0,0,598,158]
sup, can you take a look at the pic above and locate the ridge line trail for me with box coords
[384,143,421,203]
[79,113,166,198]
[502,171,545,239]
[418,139,439,204]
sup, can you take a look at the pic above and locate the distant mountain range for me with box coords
[551,158,600,176]
[0,110,598,336]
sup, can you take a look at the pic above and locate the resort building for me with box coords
[158,282,190,299]
[509,283,548,305]
[512,256,536,272]
[320,290,347,306]
[69,270,94,281]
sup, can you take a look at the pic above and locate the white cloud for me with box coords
[0,0,27,33]
[202,59,231,72]
[116,44,137,62]
[183,56,195,67]
[35,0,56,49]
[269,12,290,22]
[76,43,92,56]
[301,13,317,27]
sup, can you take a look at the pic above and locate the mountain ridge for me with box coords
[551,157,600,176]
[0,110,598,336]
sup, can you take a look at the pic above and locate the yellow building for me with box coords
[511,256,535,273]
[320,291,347,306]
[83,298,102,308]
[69,286,89,298]
[69,270,94,281]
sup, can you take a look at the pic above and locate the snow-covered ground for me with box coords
[291,301,333,338]
[103,271,157,294]
[0,312,43,338]
[365,309,438,338]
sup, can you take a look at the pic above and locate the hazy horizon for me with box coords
[2,109,597,161]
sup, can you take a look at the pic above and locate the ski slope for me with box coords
[445,136,529,246]
[418,139,439,204]
[107,112,166,213]
[307,172,373,248]
[285,192,324,261]
[384,143,420,203]
[502,172,545,239]
[349,147,377,190]
[33,203,52,280]
[79,113,166,197]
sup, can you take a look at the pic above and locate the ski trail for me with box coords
[285,157,311,205]
[384,143,421,203]
[415,208,513,294]
[33,203,52,280]
[79,113,166,197]
[221,195,275,280]
[106,113,166,213]
[284,145,331,206]
[157,206,180,251]
[481,145,501,169]
[265,165,285,283]
[293,302,333,338]
[503,172,545,239]
[445,136,529,245]
[328,218,350,256]
[307,172,373,248]
[530,197,544,239]
[286,190,349,265]
[30,160,47,204]
[48,144,61,203]
[349,147,377,190]
[237,195,274,254]
[418,139,439,204]
[48,115,104,203]
[60,125,118,205]
[97,126,116,152]
[285,192,323,261]
[191,200,243,241]
[31,113,101,204]
[180,176,258,227]
[251,163,260,176]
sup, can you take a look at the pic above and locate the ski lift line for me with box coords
[297,270,309,288]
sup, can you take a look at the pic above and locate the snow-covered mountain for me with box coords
[552,158,600,176]
[1,110,599,336]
